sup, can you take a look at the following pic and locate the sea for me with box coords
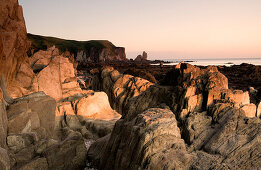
[157,58,261,66]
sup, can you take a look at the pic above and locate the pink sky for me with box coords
[19,0,261,59]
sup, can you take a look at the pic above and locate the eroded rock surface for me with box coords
[88,63,261,170]
[0,0,29,88]
[93,66,154,114]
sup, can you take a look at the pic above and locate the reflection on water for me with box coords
[154,58,261,66]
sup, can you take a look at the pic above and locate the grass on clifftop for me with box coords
[27,33,118,55]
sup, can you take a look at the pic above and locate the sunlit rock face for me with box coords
[0,1,121,169]
[87,63,261,169]
[0,0,32,94]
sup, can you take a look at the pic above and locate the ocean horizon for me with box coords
[158,58,261,66]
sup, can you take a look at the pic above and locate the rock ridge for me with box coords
[88,62,261,169]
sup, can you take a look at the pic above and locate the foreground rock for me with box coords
[0,92,88,169]
[94,108,192,169]
[88,63,261,169]
[93,67,154,114]
[0,147,10,170]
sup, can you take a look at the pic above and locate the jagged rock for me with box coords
[8,109,40,134]
[134,51,148,62]
[98,108,193,169]
[11,145,36,165]
[64,115,83,131]
[7,133,36,153]
[32,56,76,100]
[91,64,261,169]
[42,135,87,170]
[87,134,110,166]
[7,92,56,139]
[0,147,10,170]
[16,62,34,89]
[123,68,157,83]
[222,89,250,107]
[29,46,59,67]
[204,103,261,169]
[35,139,59,155]
[240,103,257,118]
[183,111,213,148]
[0,100,7,148]
[18,157,48,170]
[124,85,172,120]
[0,0,29,89]
[79,119,117,138]
[99,67,154,114]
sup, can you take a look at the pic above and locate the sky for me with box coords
[19,0,261,60]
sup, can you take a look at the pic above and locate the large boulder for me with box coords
[42,133,87,170]
[76,92,120,120]
[99,67,154,114]
[32,56,74,100]
[240,103,256,118]
[98,108,193,170]
[7,92,56,139]
[29,46,59,68]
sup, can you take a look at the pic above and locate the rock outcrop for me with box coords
[92,66,154,114]
[88,63,261,169]
[76,46,127,63]
[0,0,32,94]
[0,1,121,169]
[134,51,148,62]
[97,108,193,169]
[27,33,128,64]
[0,90,88,169]
[7,92,56,139]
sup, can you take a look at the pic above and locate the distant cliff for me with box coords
[27,33,128,63]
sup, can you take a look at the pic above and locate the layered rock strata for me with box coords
[88,63,261,169]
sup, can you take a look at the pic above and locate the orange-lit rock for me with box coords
[241,103,257,118]
[76,92,120,120]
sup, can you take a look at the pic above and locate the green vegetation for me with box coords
[27,33,118,55]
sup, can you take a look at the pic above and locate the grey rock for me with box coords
[0,100,7,148]
[18,157,48,170]
[0,147,10,170]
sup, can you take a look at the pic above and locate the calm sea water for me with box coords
[159,58,261,66]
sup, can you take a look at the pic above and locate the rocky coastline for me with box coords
[0,1,261,170]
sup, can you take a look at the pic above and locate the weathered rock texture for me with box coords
[92,66,154,114]
[0,1,116,169]
[7,92,56,138]
[0,147,10,170]
[0,0,32,95]
[88,63,261,169]
[0,100,8,148]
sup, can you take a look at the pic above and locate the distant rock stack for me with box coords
[134,51,148,62]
